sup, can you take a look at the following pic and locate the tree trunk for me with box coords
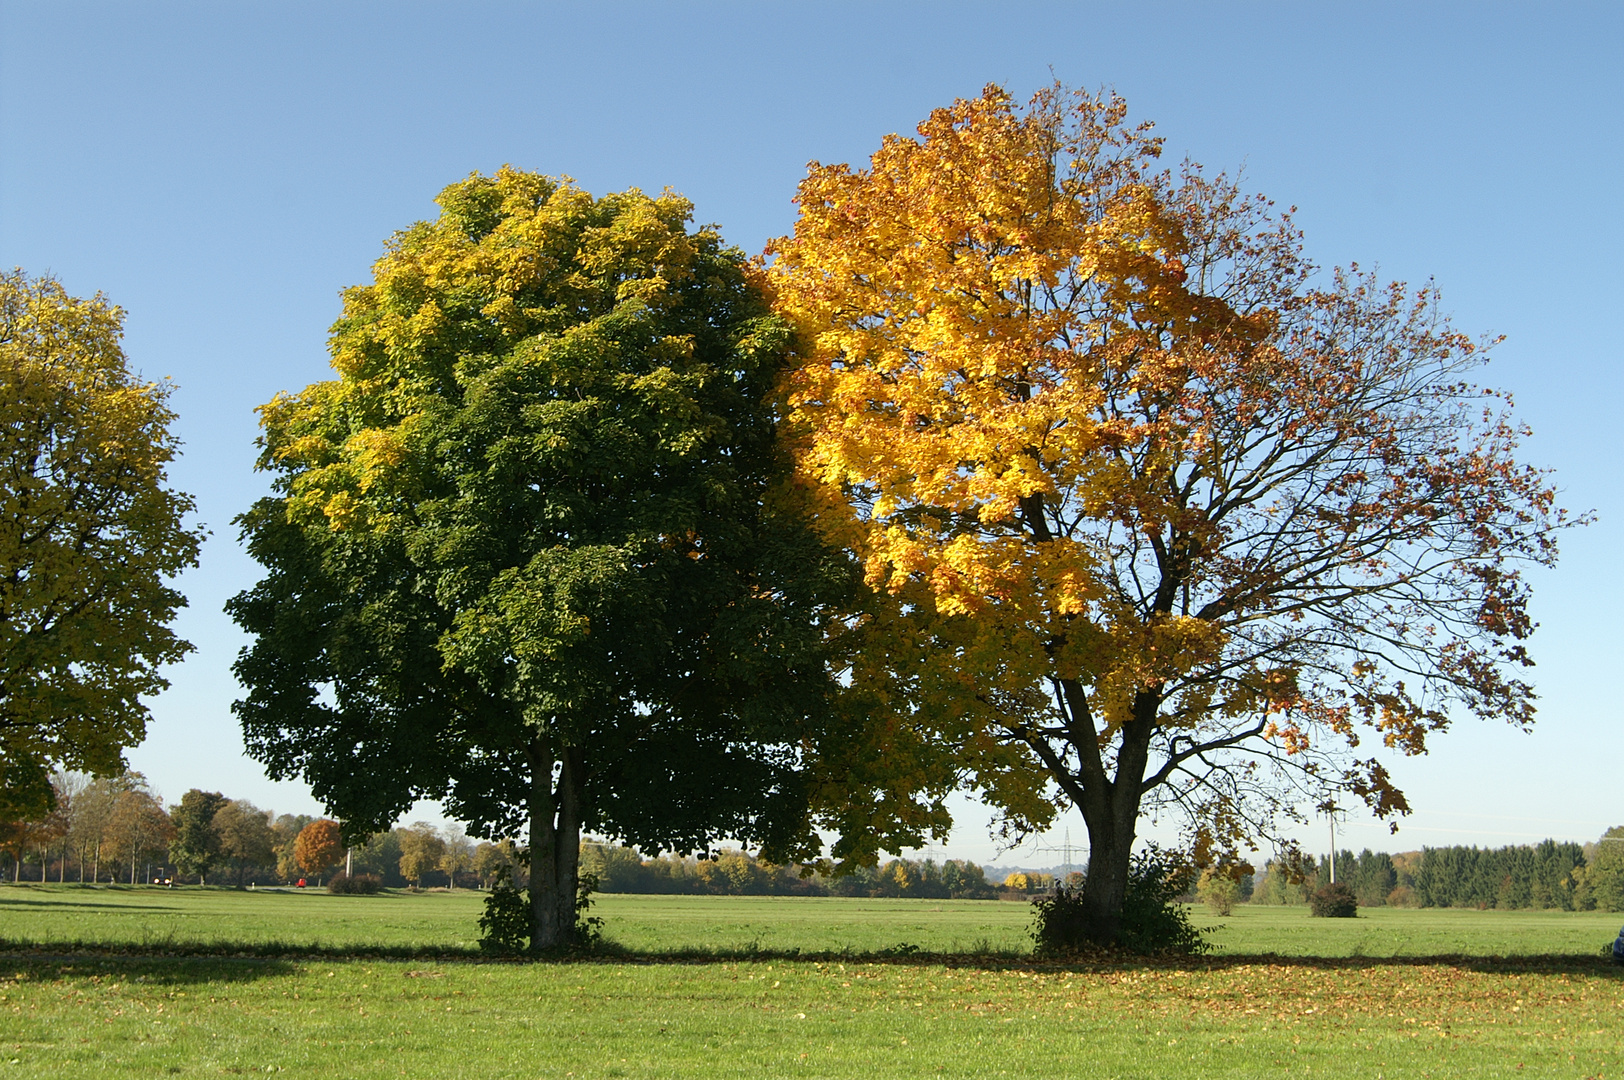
[525,739,583,954]
[1069,694,1159,947]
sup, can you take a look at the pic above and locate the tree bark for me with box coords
[525,739,583,954]
[1072,693,1159,946]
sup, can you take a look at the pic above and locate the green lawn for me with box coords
[2,885,1621,1078]
[0,883,491,953]
[1205,902,1624,959]
[3,883,1620,958]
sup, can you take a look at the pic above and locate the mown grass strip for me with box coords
[1,951,1620,1079]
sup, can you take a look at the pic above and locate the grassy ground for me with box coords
[2,885,1621,1078]
[1206,903,1624,959]
[1,949,1619,1077]
[2,884,1620,958]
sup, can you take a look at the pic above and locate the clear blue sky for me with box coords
[2,1,1618,864]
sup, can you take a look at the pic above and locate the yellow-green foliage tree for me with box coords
[768,85,1575,947]
[398,822,446,888]
[0,271,202,817]
[473,839,518,889]
[1197,868,1240,915]
[272,813,315,881]
[438,825,474,889]
[104,784,173,884]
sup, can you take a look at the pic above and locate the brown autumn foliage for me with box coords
[293,818,343,878]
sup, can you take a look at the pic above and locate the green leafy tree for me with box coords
[942,859,995,899]
[348,828,406,887]
[229,168,852,951]
[1349,850,1397,907]
[169,789,228,883]
[211,799,276,886]
[0,271,203,818]
[1587,827,1624,912]
[580,841,651,893]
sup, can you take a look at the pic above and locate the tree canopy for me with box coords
[229,168,853,949]
[168,788,227,883]
[766,85,1576,945]
[294,818,343,877]
[0,270,202,818]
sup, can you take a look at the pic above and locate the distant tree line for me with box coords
[580,842,1000,899]
[0,774,1010,898]
[1251,832,1624,911]
[11,770,1617,914]
[0,772,499,890]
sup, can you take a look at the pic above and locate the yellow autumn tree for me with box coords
[0,271,201,818]
[768,85,1575,947]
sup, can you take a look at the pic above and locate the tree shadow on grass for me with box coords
[0,897,181,913]
[0,938,483,962]
[5,939,1618,979]
[1027,951,1624,978]
[0,954,297,986]
[491,942,1624,977]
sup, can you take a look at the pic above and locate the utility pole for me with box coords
[1327,806,1339,885]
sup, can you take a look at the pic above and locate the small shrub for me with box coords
[478,868,530,955]
[1029,887,1089,956]
[477,869,605,955]
[1309,881,1358,917]
[1119,848,1208,954]
[573,870,605,951]
[1197,869,1240,916]
[1031,846,1209,956]
[326,873,381,895]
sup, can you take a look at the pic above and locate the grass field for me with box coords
[2,884,1621,1078]
[3,884,1620,959]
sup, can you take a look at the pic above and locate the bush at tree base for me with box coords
[325,872,381,895]
[1030,847,1209,956]
[478,879,530,954]
[573,871,605,950]
[1309,881,1359,917]
[478,868,603,955]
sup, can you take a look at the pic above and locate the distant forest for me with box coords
[1252,831,1624,912]
[10,770,1620,912]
